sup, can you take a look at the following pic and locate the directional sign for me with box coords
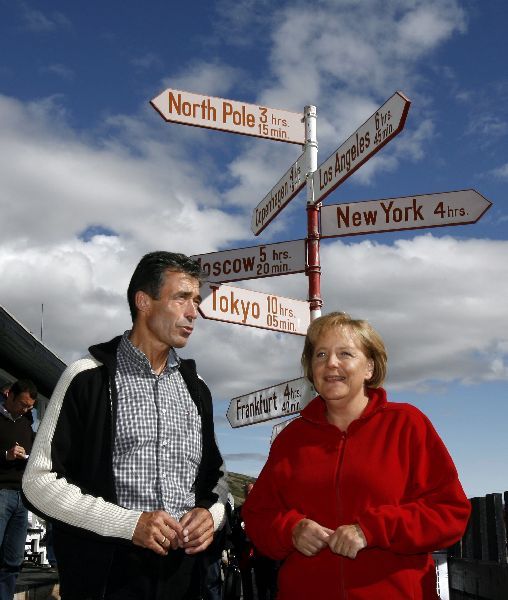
[150,88,305,144]
[199,283,310,336]
[192,240,306,284]
[252,152,306,235]
[320,189,492,238]
[271,418,297,444]
[228,377,315,428]
[312,91,410,205]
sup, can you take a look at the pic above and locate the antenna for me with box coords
[40,303,44,342]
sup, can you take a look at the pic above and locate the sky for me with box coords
[0,0,507,499]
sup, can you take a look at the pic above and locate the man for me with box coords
[0,379,37,600]
[23,252,228,600]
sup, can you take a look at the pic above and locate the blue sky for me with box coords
[1,0,507,498]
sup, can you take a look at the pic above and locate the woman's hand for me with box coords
[327,524,367,559]
[292,518,334,556]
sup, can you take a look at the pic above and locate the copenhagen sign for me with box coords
[251,152,306,235]
[228,377,315,428]
[151,88,305,144]
[312,91,411,205]
[199,283,310,336]
[320,189,492,237]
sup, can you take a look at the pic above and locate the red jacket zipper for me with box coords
[336,430,348,600]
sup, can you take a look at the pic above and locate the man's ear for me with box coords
[135,290,152,314]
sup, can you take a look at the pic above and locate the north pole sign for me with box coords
[151,88,305,144]
[199,283,310,335]
[192,239,306,284]
[312,92,410,205]
[228,377,315,428]
[320,189,492,238]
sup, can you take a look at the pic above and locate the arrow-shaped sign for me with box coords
[191,239,306,284]
[320,189,492,238]
[199,283,310,336]
[271,418,298,444]
[151,88,305,144]
[312,91,410,205]
[252,152,306,235]
[228,377,315,428]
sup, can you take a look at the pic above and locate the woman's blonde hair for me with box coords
[301,312,387,388]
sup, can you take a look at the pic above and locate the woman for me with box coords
[242,312,470,599]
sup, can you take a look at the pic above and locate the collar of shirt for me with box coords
[119,330,179,376]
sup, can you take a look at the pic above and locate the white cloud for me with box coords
[1,0,504,419]
[0,94,248,250]
[181,235,508,402]
[19,2,71,32]
[0,92,250,360]
[39,63,75,81]
[318,235,508,390]
[396,3,467,55]
[130,53,163,71]
[489,163,508,180]
[163,61,243,98]
[466,114,508,139]
[218,0,466,210]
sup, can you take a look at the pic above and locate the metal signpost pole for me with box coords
[304,105,321,321]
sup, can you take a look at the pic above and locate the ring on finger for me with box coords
[160,536,166,546]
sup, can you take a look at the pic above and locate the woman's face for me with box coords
[311,326,373,408]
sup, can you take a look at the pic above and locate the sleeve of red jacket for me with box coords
[242,438,305,561]
[356,409,471,554]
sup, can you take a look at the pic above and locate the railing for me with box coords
[448,492,508,599]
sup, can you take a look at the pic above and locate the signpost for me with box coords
[320,190,492,238]
[151,88,305,144]
[199,283,310,335]
[251,152,306,235]
[227,377,315,428]
[149,82,494,441]
[312,92,410,205]
[192,239,306,284]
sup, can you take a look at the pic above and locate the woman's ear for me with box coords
[365,359,374,382]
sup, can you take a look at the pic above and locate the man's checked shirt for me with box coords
[113,332,202,519]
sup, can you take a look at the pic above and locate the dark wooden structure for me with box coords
[448,492,508,599]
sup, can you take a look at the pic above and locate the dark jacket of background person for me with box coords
[0,410,33,489]
[243,387,471,600]
[22,336,224,599]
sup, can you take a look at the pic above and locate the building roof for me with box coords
[0,306,66,398]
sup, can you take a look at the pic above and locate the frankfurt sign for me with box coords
[228,377,315,428]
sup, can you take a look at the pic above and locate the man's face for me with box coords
[6,391,35,418]
[140,270,201,349]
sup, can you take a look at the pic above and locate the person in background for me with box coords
[230,483,255,600]
[0,379,37,600]
[201,493,234,600]
[23,251,228,600]
[231,483,278,600]
[243,312,471,600]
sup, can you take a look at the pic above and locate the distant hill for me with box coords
[227,471,256,508]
